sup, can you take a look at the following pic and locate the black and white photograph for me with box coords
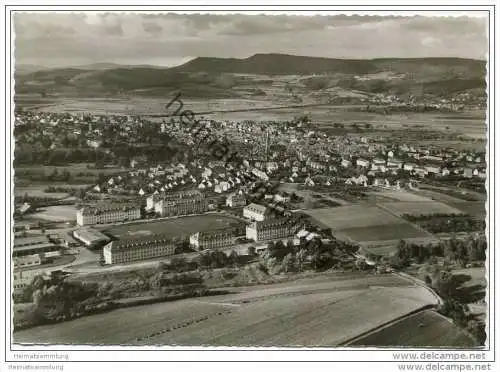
[1,2,498,371]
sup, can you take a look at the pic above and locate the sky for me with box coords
[14,13,488,68]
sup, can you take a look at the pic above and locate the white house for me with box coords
[356,158,370,168]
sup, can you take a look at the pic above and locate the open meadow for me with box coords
[102,214,245,239]
[14,272,449,347]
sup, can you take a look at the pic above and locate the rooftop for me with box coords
[79,203,140,215]
[108,233,175,251]
[244,203,268,215]
[14,235,50,247]
[74,227,110,242]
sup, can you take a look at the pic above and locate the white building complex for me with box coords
[190,229,234,250]
[246,218,299,242]
[103,234,176,265]
[76,203,141,226]
[146,190,208,217]
[243,203,269,221]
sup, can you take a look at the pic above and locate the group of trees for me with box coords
[14,273,107,328]
[259,238,359,275]
[417,264,487,346]
[390,236,487,269]
[405,214,485,234]
[197,250,242,269]
[148,271,204,291]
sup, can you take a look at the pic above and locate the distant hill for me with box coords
[15,53,486,100]
[172,53,485,77]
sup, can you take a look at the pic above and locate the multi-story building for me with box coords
[226,193,247,208]
[103,234,176,265]
[146,190,208,217]
[146,190,204,210]
[246,218,299,242]
[190,229,234,250]
[154,198,208,217]
[76,203,141,226]
[243,203,269,221]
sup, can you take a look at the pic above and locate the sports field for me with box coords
[102,214,245,239]
[14,273,448,347]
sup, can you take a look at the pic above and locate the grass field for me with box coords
[347,310,476,347]
[379,201,464,216]
[14,273,446,346]
[102,214,245,239]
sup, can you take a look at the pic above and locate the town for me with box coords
[12,101,487,346]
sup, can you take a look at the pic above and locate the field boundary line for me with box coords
[339,305,436,346]
[375,203,437,239]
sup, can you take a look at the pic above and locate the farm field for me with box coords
[346,310,476,347]
[22,94,486,138]
[305,205,430,244]
[14,273,444,346]
[28,205,78,222]
[102,214,245,239]
[340,223,430,243]
[413,189,471,204]
[452,267,487,288]
[379,201,464,217]
[448,202,486,219]
[15,164,126,187]
[305,205,401,231]
[359,237,441,257]
[366,190,434,203]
